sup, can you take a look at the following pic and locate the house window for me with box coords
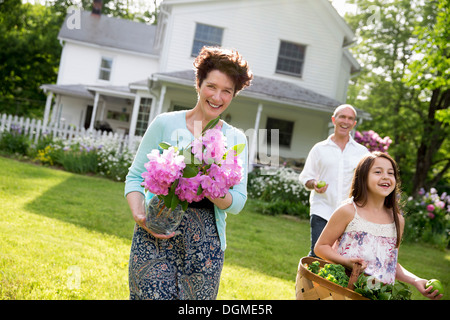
[191,23,223,56]
[107,110,129,122]
[135,98,152,136]
[98,57,113,81]
[276,41,306,77]
[266,117,294,148]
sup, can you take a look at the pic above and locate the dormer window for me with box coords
[191,23,223,56]
[276,41,306,78]
[98,57,113,81]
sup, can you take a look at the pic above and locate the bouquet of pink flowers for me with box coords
[141,117,244,211]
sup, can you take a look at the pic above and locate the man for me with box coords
[299,104,369,257]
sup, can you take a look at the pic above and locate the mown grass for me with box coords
[0,156,448,300]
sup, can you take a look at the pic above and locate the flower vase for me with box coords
[145,195,185,235]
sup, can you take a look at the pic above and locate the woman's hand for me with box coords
[127,192,176,239]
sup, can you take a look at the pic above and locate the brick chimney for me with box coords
[92,0,102,16]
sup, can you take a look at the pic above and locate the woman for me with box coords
[124,46,253,300]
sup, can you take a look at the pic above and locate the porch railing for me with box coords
[0,113,138,154]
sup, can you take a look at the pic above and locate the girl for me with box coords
[314,152,442,300]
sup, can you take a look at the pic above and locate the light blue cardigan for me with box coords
[124,110,248,251]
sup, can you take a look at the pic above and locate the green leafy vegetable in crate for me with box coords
[307,261,349,287]
[353,274,411,300]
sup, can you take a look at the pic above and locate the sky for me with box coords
[23,0,357,18]
[330,0,358,16]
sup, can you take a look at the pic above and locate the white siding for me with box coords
[161,0,347,100]
[57,42,159,86]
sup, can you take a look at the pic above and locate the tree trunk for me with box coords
[412,88,449,195]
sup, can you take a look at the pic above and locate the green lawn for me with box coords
[0,156,448,300]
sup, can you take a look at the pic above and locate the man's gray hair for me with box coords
[332,104,357,118]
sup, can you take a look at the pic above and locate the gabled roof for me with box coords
[153,70,337,108]
[151,70,370,119]
[58,11,158,56]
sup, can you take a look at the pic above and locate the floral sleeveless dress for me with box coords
[334,198,398,284]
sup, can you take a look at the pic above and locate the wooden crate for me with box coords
[295,256,369,300]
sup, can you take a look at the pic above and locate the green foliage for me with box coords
[354,274,412,300]
[403,188,449,249]
[247,166,310,219]
[404,0,450,92]
[55,143,100,174]
[0,1,62,117]
[0,126,30,156]
[345,0,449,194]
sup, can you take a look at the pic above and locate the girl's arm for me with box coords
[395,215,442,300]
[314,203,366,269]
[395,263,442,300]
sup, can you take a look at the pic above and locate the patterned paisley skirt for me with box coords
[128,207,224,300]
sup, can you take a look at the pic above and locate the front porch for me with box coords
[40,72,369,167]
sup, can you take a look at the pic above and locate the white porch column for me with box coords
[99,100,106,121]
[89,92,100,131]
[128,94,141,147]
[150,84,166,122]
[249,103,263,171]
[43,91,53,131]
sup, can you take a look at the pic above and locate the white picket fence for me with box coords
[0,113,137,153]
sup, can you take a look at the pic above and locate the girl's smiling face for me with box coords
[367,157,396,197]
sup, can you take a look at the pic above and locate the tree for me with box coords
[345,0,449,194]
[0,0,160,118]
[0,0,63,117]
[403,0,450,195]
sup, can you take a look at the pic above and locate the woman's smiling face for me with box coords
[196,69,235,121]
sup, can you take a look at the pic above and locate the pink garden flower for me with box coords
[354,130,391,153]
[192,126,227,164]
[141,117,244,208]
[175,174,204,203]
[426,204,435,212]
[141,147,185,196]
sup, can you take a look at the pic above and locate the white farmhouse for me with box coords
[40,0,368,168]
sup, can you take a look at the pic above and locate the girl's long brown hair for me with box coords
[350,152,402,247]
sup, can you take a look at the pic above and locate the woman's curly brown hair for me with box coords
[193,46,253,96]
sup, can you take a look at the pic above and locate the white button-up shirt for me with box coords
[299,135,369,221]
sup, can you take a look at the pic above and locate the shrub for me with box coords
[354,130,392,153]
[248,166,310,219]
[0,125,29,156]
[55,142,100,174]
[403,188,449,249]
[31,134,134,181]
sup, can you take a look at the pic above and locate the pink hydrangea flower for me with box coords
[141,147,185,196]
[141,117,244,206]
[175,174,204,203]
[192,127,226,164]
